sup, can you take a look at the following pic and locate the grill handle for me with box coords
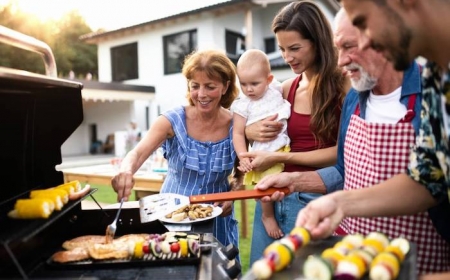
[0,25,57,77]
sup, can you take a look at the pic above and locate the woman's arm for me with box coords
[282,145,337,167]
[240,145,337,172]
[245,114,284,143]
[121,116,173,173]
[112,115,173,201]
[244,77,295,143]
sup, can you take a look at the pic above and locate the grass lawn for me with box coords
[84,183,256,274]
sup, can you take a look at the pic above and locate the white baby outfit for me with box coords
[232,80,291,152]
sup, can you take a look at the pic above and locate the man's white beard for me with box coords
[346,63,378,92]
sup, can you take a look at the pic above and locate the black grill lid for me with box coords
[0,25,84,203]
[0,66,83,202]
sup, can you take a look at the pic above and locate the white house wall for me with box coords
[60,121,88,156]
[86,2,338,157]
[96,6,286,115]
[84,101,134,140]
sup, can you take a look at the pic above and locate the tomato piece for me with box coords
[143,241,150,254]
[170,242,180,253]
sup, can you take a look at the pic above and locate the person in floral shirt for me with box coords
[255,1,450,278]
[409,62,450,200]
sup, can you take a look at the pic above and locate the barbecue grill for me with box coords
[0,26,241,280]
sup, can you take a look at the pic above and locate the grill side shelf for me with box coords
[0,188,98,243]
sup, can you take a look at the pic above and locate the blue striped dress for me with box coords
[160,106,239,252]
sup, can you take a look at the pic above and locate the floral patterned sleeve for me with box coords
[407,62,450,201]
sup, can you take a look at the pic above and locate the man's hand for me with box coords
[296,192,345,239]
[245,114,283,142]
[254,172,299,202]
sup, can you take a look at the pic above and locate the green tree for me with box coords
[0,2,49,74]
[53,10,98,78]
[0,3,97,78]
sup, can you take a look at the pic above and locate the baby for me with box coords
[232,49,290,239]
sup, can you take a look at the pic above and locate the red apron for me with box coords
[337,95,450,274]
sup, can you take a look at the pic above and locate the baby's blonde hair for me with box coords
[237,49,271,76]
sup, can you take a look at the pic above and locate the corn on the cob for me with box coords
[55,184,75,194]
[30,188,69,206]
[30,189,67,210]
[57,180,81,192]
[30,190,63,210]
[9,198,54,219]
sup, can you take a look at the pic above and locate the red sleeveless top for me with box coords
[284,75,339,172]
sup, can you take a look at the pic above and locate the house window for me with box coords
[111,42,138,81]
[265,37,276,54]
[225,29,245,64]
[163,29,197,75]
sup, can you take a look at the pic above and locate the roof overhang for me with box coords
[80,0,255,44]
[70,78,155,102]
[81,0,340,45]
[81,88,155,102]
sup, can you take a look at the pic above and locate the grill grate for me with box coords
[0,204,222,279]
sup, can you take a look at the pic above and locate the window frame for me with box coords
[111,42,138,82]
[264,37,276,54]
[225,29,245,65]
[163,29,197,75]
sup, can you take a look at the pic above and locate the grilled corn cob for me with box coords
[30,189,68,210]
[8,198,54,219]
[56,180,81,192]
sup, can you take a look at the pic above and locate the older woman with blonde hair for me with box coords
[112,49,243,256]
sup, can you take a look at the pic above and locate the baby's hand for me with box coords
[238,157,253,172]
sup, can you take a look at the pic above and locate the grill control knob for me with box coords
[220,260,241,279]
[221,243,239,260]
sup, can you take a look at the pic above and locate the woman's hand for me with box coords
[111,171,135,202]
[215,200,233,217]
[245,114,283,142]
